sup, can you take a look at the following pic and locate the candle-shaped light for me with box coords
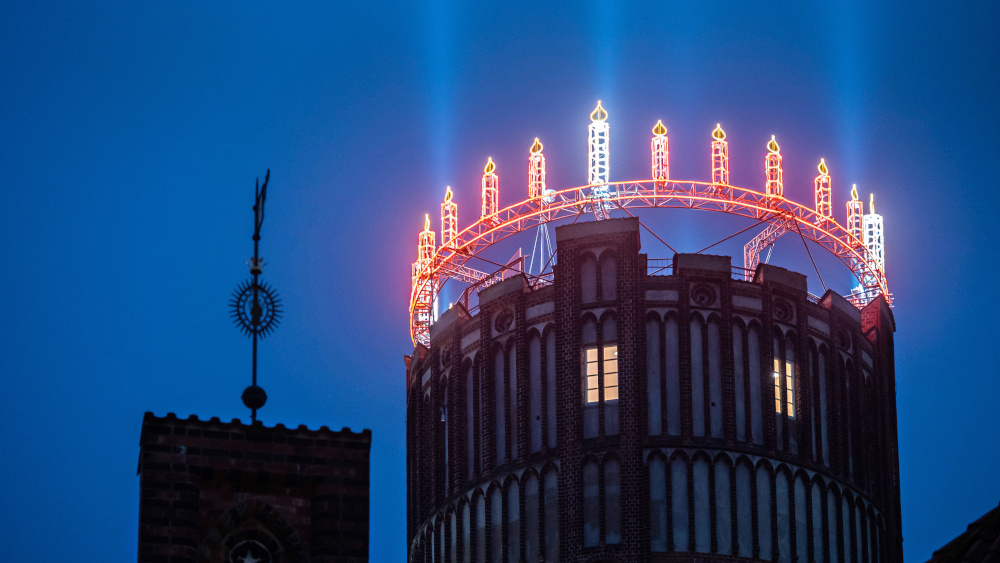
[528,138,546,200]
[481,157,499,222]
[651,120,669,189]
[711,123,729,186]
[846,184,864,244]
[588,101,610,189]
[441,186,458,248]
[815,158,832,219]
[418,213,436,268]
[765,135,783,199]
[863,193,884,273]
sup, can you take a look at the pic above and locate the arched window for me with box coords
[748,324,764,445]
[524,474,539,563]
[649,455,667,551]
[529,333,543,453]
[665,315,682,436]
[708,317,723,438]
[582,459,600,547]
[494,348,506,463]
[811,481,824,563]
[581,314,619,438]
[818,347,830,464]
[795,476,808,563]
[491,487,503,563]
[842,495,852,563]
[715,457,733,554]
[828,489,839,563]
[736,460,754,557]
[647,314,662,436]
[605,457,621,544]
[600,251,617,301]
[544,329,557,448]
[450,510,458,563]
[441,380,449,498]
[465,362,475,479]
[462,502,471,563]
[476,495,487,563]
[691,316,706,437]
[757,466,773,560]
[507,480,520,563]
[693,456,711,552]
[507,343,518,460]
[581,254,597,303]
[734,322,747,442]
[543,469,559,562]
[776,471,790,563]
[671,455,690,551]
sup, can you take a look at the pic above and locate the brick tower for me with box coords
[406,218,901,563]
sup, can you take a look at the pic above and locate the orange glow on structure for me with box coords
[651,120,669,189]
[419,213,436,266]
[765,135,783,199]
[711,124,729,187]
[441,186,458,248]
[815,158,832,219]
[482,157,499,222]
[528,138,546,200]
[846,184,864,244]
[590,100,608,122]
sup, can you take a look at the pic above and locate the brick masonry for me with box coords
[137,412,370,563]
[406,218,901,563]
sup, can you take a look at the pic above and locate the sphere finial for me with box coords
[767,135,780,153]
[590,100,608,122]
[484,157,496,174]
[530,137,543,154]
[712,123,726,141]
[653,120,667,136]
[818,158,828,175]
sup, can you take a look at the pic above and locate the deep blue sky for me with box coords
[2,2,998,561]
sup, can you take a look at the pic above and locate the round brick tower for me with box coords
[406,217,901,563]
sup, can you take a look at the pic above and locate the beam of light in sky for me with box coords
[589,0,619,102]
[421,0,458,191]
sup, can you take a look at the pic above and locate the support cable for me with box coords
[694,218,768,255]
[794,221,827,292]
[619,206,679,254]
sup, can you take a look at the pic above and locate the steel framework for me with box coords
[409,178,891,346]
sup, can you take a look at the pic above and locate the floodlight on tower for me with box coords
[651,120,669,191]
[481,157,499,224]
[815,159,832,220]
[588,101,611,220]
[765,135,783,199]
[441,186,458,248]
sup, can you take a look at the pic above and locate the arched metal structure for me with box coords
[410,179,890,346]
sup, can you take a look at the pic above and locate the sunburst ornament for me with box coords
[229,279,282,338]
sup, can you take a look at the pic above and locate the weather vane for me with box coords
[230,169,282,422]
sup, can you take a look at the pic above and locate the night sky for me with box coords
[2,2,998,561]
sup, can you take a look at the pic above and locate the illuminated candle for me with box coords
[815,158,832,219]
[846,185,864,244]
[711,123,729,186]
[863,193,884,273]
[651,120,669,189]
[418,213,436,267]
[528,138,545,200]
[588,101,610,190]
[765,135,783,199]
[481,157,499,222]
[440,186,458,248]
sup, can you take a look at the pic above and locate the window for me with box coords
[583,344,618,404]
[774,352,796,418]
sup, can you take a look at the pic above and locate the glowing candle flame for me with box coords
[712,123,726,141]
[818,158,828,175]
[444,186,453,202]
[767,135,780,153]
[590,100,608,122]
[424,213,430,231]
[870,193,875,214]
[653,120,666,136]
[484,157,496,174]
[851,184,859,201]
[530,138,543,154]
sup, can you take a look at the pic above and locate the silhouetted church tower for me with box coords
[137,172,371,562]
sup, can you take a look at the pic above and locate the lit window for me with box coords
[774,358,782,414]
[785,360,795,418]
[585,347,599,403]
[583,345,618,404]
[604,345,619,401]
